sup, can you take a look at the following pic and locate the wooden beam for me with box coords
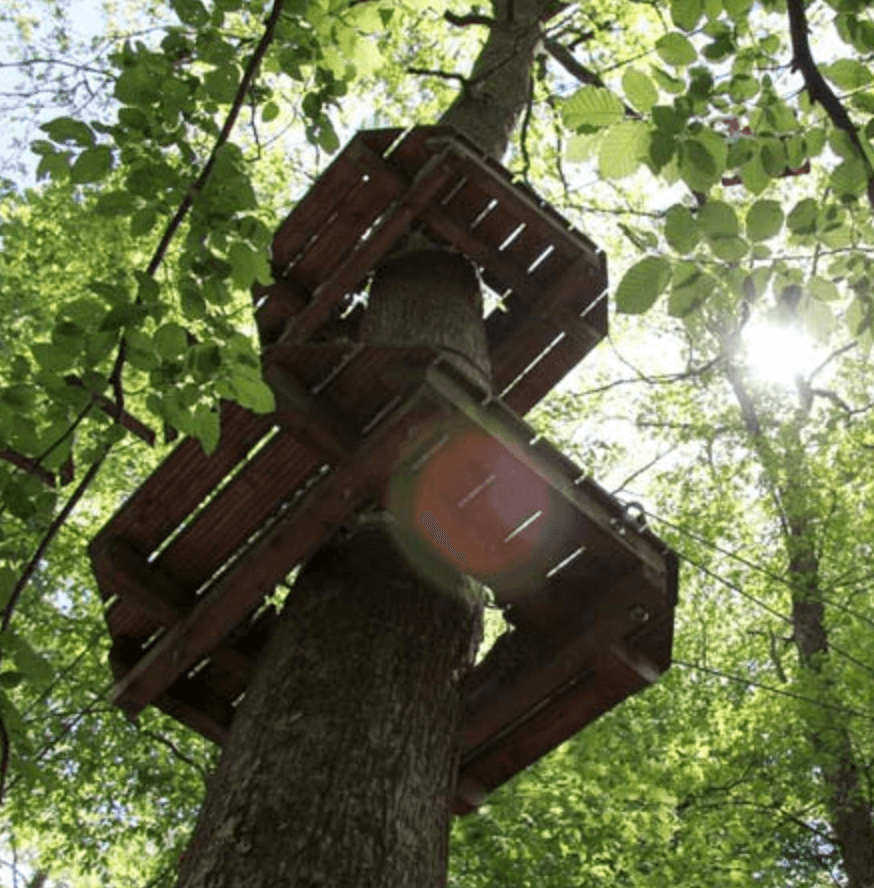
[423,363,670,577]
[285,150,461,343]
[263,362,356,461]
[108,382,440,717]
[455,650,650,815]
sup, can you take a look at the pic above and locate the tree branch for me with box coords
[786,0,874,210]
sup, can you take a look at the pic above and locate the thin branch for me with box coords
[140,729,208,780]
[406,66,467,86]
[786,0,874,210]
[1,445,111,635]
[4,0,289,633]
[444,10,495,27]
[610,447,677,495]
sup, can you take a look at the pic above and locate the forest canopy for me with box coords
[1,0,873,885]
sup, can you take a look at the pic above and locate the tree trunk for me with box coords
[782,436,874,888]
[175,527,482,888]
[175,4,556,885]
[725,357,874,888]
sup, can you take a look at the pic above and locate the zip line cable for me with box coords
[643,508,874,632]
[673,660,874,723]
[666,536,874,682]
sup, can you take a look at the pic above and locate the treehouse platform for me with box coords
[88,126,677,815]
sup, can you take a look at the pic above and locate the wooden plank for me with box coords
[455,652,649,814]
[154,434,322,591]
[272,139,375,268]
[450,150,603,265]
[285,151,462,344]
[108,386,443,717]
[288,168,402,292]
[490,255,606,389]
[424,364,668,576]
[461,619,624,756]
[155,694,231,746]
[100,538,257,681]
[501,309,606,415]
[265,362,357,461]
[89,402,275,560]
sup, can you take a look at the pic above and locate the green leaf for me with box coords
[231,374,276,414]
[40,116,95,147]
[830,158,868,196]
[739,152,769,194]
[622,69,658,114]
[3,632,52,688]
[809,276,840,302]
[803,299,836,342]
[192,407,221,455]
[204,66,240,104]
[228,242,271,290]
[599,121,649,179]
[656,32,698,67]
[562,87,625,131]
[669,261,713,316]
[745,200,784,241]
[671,0,703,30]
[95,190,137,217]
[172,0,209,26]
[708,235,748,261]
[0,672,23,690]
[135,272,160,305]
[36,150,71,182]
[262,101,280,123]
[615,257,672,313]
[664,204,700,254]
[31,342,77,373]
[822,58,872,90]
[130,207,158,237]
[697,200,739,239]
[154,323,189,360]
[760,138,787,176]
[651,67,685,94]
[679,138,720,192]
[786,198,818,235]
[724,0,753,19]
[565,131,605,163]
[70,145,113,184]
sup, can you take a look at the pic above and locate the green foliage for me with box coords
[2,0,874,886]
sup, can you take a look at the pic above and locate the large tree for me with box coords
[1,0,874,887]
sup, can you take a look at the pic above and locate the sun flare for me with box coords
[741,321,818,387]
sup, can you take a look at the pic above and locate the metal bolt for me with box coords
[629,604,650,624]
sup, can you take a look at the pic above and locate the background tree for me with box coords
[1,0,873,886]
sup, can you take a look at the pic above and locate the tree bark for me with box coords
[724,355,874,888]
[175,528,481,888]
[175,3,557,886]
[782,437,874,888]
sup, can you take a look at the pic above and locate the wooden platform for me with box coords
[88,126,677,814]
[255,125,608,410]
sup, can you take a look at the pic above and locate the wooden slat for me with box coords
[272,139,376,268]
[455,651,650,815]
[89,402,275,561]
[450,150,602,264]
[109,388,443,717]
[288,169,402,291]
[284,151,460,345]
[501,308,607,415]
[154,435,321,591]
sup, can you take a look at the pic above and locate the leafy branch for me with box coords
[786,0,874,211]
[0,0,289,796]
